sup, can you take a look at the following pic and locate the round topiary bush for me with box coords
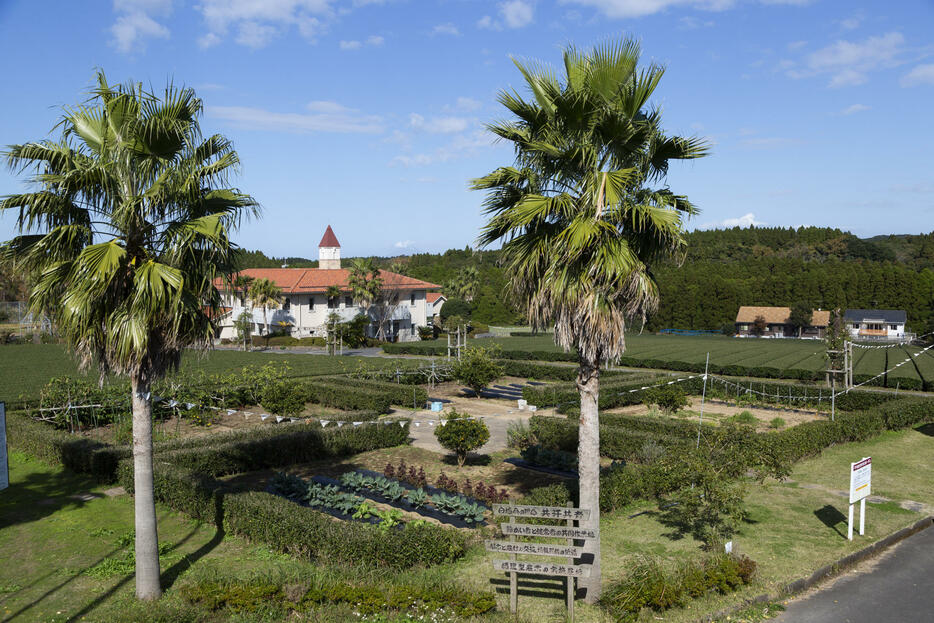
[434,408,490,466]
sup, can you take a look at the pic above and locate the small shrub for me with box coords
[434,409,490,466]
[261,380,308,418]
[451,345,504,398]
[728,410,758,426]
[645,385,689,413]
[769,417,786,429]
[506,419,537,450]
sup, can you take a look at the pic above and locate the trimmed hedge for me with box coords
[319,376,429,408]
[305,379,392,413]
[118,462,467,569]
[529,415,691,461]
[5,411,130,482]
[154,422,410,477]
[9,413,407,483]
[523,374,671,413]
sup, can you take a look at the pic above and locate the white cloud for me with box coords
[196,0,336,48]
[678,16,714,29]
[208,101,383,134]
[394,240,414,249]
[718,213,765,228]
[785,32,906,88]
[501,0,534,28]
[198,32,222,48]
[236,21,279,48]
[786,40,807,51]
[739,136,797,149]
[340,35,383,50]
[409,113,470,134]
[454,97,482,112]
[840,103,870,115]
[477,15,494,29]
[900,63,934,87]
[392,130,493,167]
[109,0,173,53]
[559,1,736,19]
[432,23,460,36]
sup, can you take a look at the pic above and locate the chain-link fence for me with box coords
[0,301,52,342]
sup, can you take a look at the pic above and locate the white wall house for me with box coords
[426,292,446,320]
[217,226,440,342]
[843,309,908,341]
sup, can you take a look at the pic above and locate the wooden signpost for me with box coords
[489,502,593,621]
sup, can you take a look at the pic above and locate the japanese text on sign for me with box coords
[492,560,591,578]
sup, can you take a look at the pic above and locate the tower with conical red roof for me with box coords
[318,226,341,269]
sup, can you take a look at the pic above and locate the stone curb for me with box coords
[699,515,934,622]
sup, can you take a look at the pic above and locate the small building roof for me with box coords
[735,306,830,327]
[844,309,907,324]
[221,268,440,294]
[426,292,445,304]
[318,225,340,248]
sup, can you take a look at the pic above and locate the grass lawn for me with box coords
[415,334,934,386]
[787,425,934,503]
[0,344,421,407]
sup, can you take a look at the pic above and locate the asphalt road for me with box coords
[774,524,934,623]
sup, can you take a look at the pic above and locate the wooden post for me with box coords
[566,501,575,622]
[509,513,517,614]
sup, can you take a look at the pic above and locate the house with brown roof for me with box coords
[217,227,440,342]
[734,306,830,338]
[426,292,446,319]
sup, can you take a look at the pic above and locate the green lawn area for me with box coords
[788,425,934,503]
[0,345,420,406]
[421,333,934,385]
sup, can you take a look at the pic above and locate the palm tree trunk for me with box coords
[576,357,601,603]
[130,371,162,600]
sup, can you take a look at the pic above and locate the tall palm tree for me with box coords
[457,265,480,302]
[0,71,257,600]
[348,257,382,335]
[249,277,281,345]
[233,273,254,306]
[473,39,708,601]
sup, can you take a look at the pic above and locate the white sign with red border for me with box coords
[849,457,871,504]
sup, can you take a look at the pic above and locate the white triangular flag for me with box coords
[261,414,269,421]
[168,400,178,408]
[276,416,284,423]
[321,420,330,427]
[414,422,420,427]
[399,421,406,428]
[429,421,435,425]
[337,422,344,427]
[185,403,195,410]
[353,421,361,426]
[439,420,445,426]
[244,411,254,416]
[227,409,237,416]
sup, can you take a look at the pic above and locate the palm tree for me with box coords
[0,71,257,600]
[233,273,254,307]
[473,39,708,601]
[249,277,281,346]
[326,284,343,308]
[456,265,480,302]
[348,257,382,335]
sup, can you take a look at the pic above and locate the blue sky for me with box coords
[1,1,933,259]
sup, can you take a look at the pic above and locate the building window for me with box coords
[283,297,290,311]
[328,296,338,309]
[309,297,315,311]
[410,293,416,306]
[890,324,898,330]
[345,296,352,308]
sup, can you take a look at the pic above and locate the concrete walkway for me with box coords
[774,524,934,623]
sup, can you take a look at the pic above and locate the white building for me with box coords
[217,227,440,342]
[843,309,908,341]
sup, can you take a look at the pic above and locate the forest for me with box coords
[239,227,934,332]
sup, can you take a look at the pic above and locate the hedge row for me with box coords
[529,415,690,462]
[8,412,408,483]
[118,462,467,569]
[5,411,131,481]
[306,379,392,413]
[154,422,410,477]
[384,342,933,390]
[522,396,934,513]
[522,374,669,412]
[319,376,429,408]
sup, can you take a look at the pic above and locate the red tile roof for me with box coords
[220,268,440,294]
[426,292,445,304]
[318,225,340,248]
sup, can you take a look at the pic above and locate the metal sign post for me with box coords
[848,457,872,540]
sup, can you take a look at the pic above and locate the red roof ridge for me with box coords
[318,225,340,248]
